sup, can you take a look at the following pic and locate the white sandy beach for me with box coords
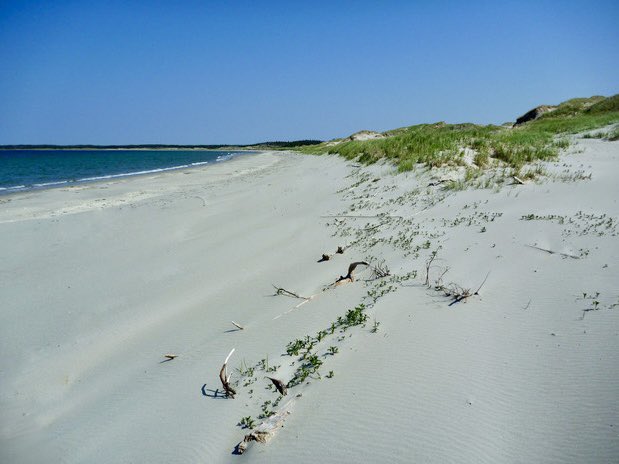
[1,139,618,463]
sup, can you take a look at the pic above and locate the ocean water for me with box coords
[0,149,252,194]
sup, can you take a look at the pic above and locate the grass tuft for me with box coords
[295,94,619,180]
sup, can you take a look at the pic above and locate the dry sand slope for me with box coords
[1,138,618,463]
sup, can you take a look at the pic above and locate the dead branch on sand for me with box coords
[163,354,178,361]
[369,259,391,280]
[318,246,346,262]
[335,261,369,285]
[219,348,237,398]
[235,399,295,454]
[436,271,490,306]
[434,266,450,289]
[525,244,580,259]
[272,285,311,300]
[231,321,244,330]
[266,377,288,396]
[424,249,440,287]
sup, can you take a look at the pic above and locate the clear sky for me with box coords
[0,0,617,145]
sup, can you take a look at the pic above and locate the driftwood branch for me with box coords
[219,348,237,398]
[266,377,288,396]
[513,176,525,185]
[318,246,347,262]
[231,321,244,330]
[335,261,369,284]
[235,399,295,454]
[272,285,310,300]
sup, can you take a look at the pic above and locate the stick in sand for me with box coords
[219,348,237,398]
[336,261,369,284]
[231,321,244,330]
[272,285,310,300]
[525,244,580,259]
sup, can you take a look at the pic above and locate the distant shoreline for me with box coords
[0,140,323,151]
[0,148,260,196]
[0,146,253,151]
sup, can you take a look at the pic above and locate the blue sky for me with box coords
[0,0,617,144]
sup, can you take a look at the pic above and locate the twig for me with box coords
[435,267,450,288]
[424,250,439,287]
[163,354,178,360]
[525,244,580,259]
[272,285,310,300]
[370,260,391,280]
[231,321,244,330]
[474,271,491,295]
[443,271,490,306]
[513,176,525,185]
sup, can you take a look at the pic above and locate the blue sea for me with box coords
[0,149,252,194]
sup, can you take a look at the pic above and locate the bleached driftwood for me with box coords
[219,348,236,398]
[231,321,244,330]
[513,176,525,185]
[163,354,178,360]
[235,399,295,454]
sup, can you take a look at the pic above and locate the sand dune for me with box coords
[1,139,618,463]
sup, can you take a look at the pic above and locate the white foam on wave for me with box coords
[0,185,26,191]
[215,153,234,162]
[78,164,193,182]
[33,180,69,188]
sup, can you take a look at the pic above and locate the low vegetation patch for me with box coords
[295,95,619,182]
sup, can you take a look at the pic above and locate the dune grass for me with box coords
[297,94,619,174]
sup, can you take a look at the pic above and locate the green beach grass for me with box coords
[295,94,619,175]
